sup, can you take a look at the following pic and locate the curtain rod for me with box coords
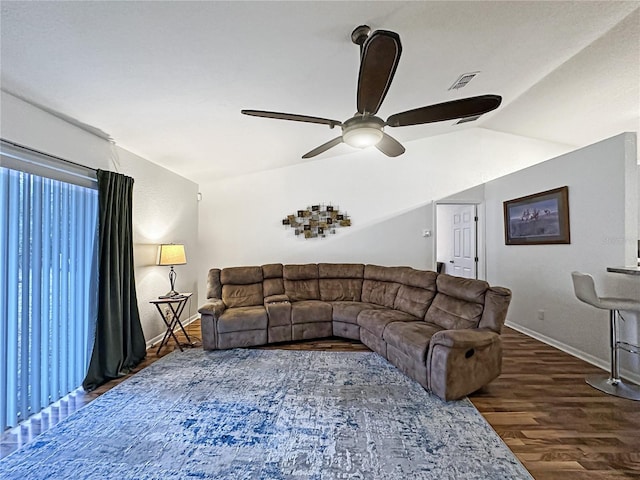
[0,138,98,173]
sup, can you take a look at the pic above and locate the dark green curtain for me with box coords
[83,170,146,391]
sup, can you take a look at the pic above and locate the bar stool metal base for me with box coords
[586,374,640,401]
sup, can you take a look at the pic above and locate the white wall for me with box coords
[484,133,640,381]
[0,91,200,344]
[198,127,572,301]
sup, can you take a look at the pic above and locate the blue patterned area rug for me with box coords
[0,349,532,479]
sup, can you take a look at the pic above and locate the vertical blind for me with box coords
[0,166,98,431]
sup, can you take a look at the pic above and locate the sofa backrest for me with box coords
[318,263,364,302]
[425,274,488,330]
[262,263,285,297]
[212,263,510,334]
[283,264,320,301]
[393,268,438,318]
[220,266,264,308]
[478,286,512,333]
[206,268,222,300]
[361,265,403,308]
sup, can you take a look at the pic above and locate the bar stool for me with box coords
[571,272,640,401]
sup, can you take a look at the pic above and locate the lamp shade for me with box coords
[157,244,187,266]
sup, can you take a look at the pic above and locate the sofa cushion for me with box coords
[217,306,268,333]
[265,301,291,327]
[263,278,284,297]
[361,265,410,307]
[284,263,318,280]
[330,301,383,324]
[425,274,489,330]
[383,321,443,363]
[319,263,364,279]
[262,263,283,279]
[319,279,362,301]
[357,309,418,337]
[400,268,438,290]
[425,294,484,330]
[221,266,263,285]
[393,272,437,318]
[222,283,264,308]
[364,264,406,283]
[361,281,400,308]
[394,284,436,319]
[220,266,265,308]
[290,300,332,324]
[318,263,364,301]
[435,274,488,304]
[262,263,285,297]
[284,264,320,301]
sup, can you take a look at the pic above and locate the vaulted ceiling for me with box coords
[1,1,638,182]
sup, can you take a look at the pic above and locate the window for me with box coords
[0,143,98,431]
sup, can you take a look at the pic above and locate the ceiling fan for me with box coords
[242,25,502,159]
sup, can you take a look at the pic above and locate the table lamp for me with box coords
[157,244,187,297]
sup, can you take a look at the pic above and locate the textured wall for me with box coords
[1,91,200,344]
[485,133,639,381]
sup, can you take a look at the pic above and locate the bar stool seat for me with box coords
[571,271,640,401]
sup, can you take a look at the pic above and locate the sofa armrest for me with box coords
[198,299,226,317]
[264,294,290,304]
[430,328,499,350]
[198,299,226,350]
[427,328,502,401]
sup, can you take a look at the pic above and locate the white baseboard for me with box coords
[506,321,640,385]
[145,313,199,349]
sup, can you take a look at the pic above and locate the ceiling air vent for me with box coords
[448,71,480,90]
[455,115,482,125]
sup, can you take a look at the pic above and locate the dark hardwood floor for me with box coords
[2,322,639,479]
[470,327,640,480]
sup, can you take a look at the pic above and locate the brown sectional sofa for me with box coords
[198,263,512,401]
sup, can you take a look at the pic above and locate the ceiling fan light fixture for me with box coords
[343,126,383,148]
[341,116,385,149]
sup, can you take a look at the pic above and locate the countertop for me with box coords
[607,266,640,276]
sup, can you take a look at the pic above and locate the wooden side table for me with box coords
[150,292,196,355]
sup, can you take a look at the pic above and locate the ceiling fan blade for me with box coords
[376,132,405,157]
[241,110,342,128]
[302,137,343,159]
[386,95,502,127]
[357,30,402,116]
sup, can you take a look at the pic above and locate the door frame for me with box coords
[433,201,486,280]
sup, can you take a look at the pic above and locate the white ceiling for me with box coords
[1,1,638,182]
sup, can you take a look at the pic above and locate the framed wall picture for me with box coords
[503,186,570,245]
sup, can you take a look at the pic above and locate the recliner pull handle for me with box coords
[465,349,475,359]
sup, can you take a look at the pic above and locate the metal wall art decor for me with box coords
[282,204,351,239]
[503,186,570,245]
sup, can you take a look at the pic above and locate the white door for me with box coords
[446,205,477,278]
